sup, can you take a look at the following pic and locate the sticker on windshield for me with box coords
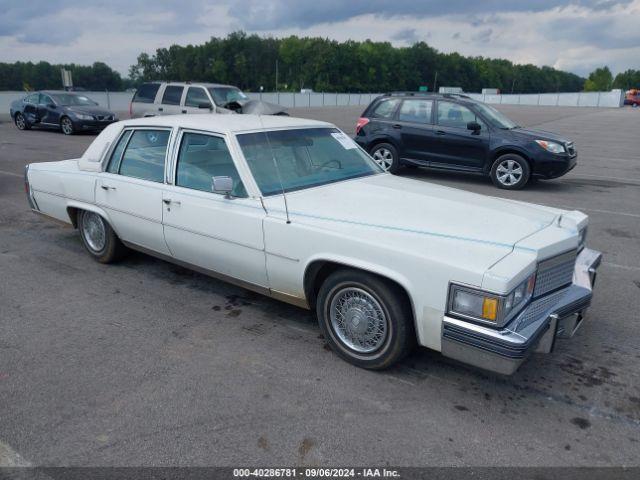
[331,132,357,149]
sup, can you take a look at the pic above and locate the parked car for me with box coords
[624,89,640,106]
[24,114,601,374]
[354,92,578,189]
[129,82,287,118]
[10,91,118,135]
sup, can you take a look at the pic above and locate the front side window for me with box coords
[49,93,97,106]
[184,87,210,108]
[176,132,246,197]
[370,98,400,119]
[436,101,479,129]
[161,86,184,105]
[117,130,169,182]
[398,99,433,123]
[208,87,248,106]
[237,128,381,196]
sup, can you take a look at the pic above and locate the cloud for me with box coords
[0,0,638,77]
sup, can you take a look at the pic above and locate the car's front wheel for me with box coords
[370,143,400,173]
[490,153,531,190]
[15,113,30,130]
[60,116,75,135]
[78,210,128,263]
[316,269,415,369]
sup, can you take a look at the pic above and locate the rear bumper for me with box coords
[441,247,602,375]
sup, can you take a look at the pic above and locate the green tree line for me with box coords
[128,31,587,93]
[2,32,639,93]
[0,61,128,91]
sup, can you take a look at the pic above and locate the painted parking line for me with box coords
[0,169,22,178]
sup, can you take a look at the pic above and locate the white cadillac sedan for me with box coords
[24,114,601,374]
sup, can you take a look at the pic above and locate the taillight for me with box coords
[355,117,370,135]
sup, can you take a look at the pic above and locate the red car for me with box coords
[624,89,640,106]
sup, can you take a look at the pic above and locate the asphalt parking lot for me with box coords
[1,105,639,467]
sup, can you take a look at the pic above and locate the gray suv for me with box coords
[129,82,287,118]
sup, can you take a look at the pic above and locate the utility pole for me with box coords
[433,71,438,93]
[511,78,516,94]
[275,59,279,92]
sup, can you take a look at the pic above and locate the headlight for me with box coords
[535,139,565,154]
[448,273,535,327]
[74,113,94,120]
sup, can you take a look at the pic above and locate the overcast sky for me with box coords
[1,0,638,77]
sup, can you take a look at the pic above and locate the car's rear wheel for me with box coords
[78,210,128,263]
[316,269,415,370]
[490,153,530,190]
[370,143,400,173]
[15,113,30,130]
[60,116,75,135]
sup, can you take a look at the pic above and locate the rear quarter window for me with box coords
[369,98,400,119]
[133,83,161,104]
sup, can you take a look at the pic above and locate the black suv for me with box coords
[354,92,577,189]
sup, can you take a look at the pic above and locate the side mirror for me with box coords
[198,102,213,110]
[467,121,481,133]
[48,103,57,109]
[212,176,233,198]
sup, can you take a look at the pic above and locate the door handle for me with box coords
[163,198,181,205]
[436,130,446,135]
[392,124,402,129]
[100,184,116,190]
[158,107,164,112]
[181,110,187,114]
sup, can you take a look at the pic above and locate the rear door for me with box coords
[431,100,490,170]
[22,93,40,124]
[395,98,436,164]
[96,127,172,254]
[182,86,214,115]
[158,85,184,116]
[161,130,268,287]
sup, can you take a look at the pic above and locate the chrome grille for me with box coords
[565,142,576,156]
[534,250,576,298]
[514,289,567,332]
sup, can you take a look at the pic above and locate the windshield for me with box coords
[50,93,98,106]
[475,103,518,129]
[237,127,382,196]
[208,87,248,106]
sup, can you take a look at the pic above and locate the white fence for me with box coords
[0,89,625,120]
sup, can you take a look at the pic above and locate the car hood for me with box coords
[508,126,570,143]
[64,105,115,116]
[229,99,286,115]
[263,174,561,275]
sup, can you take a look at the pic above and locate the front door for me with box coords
[162,130,268,287]
[431,100,490,170]
[182,86,214,115]
[96,127,172,255]
[37,93,60,126]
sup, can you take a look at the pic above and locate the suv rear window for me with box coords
[161,86,184,105]
[133,83,160,104]
[370,98,400,119]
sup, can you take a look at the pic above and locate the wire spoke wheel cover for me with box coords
[82,212,106,252]
[496,159,523,186]
[372,148,394,171]
[329,287,388,353]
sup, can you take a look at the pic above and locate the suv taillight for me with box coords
[355,117,370,135]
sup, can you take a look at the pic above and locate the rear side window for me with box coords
[132,83,160,104]
[161,86,184,105]
[370,98,400,119]
[118,130,169,183]
[176,132,246,197]
[184,87,210,108]
[106,130,133,173]
[398,99,433,123]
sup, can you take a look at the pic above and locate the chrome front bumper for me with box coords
[441,247,602,375]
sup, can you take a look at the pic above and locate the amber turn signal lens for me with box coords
[482,298,498,321]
